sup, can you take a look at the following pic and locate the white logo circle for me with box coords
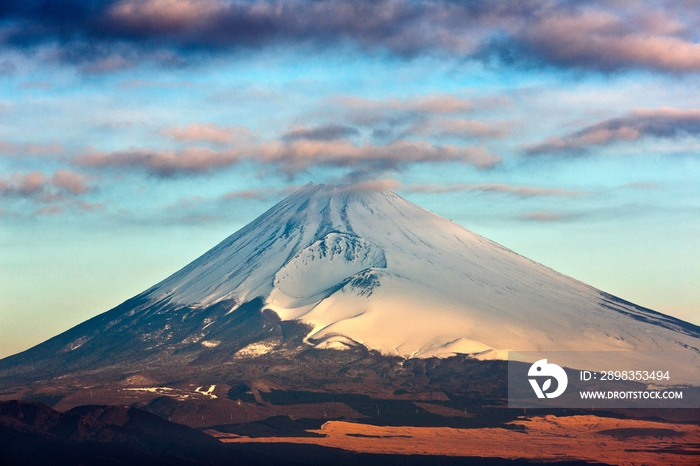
[528,359,568,398]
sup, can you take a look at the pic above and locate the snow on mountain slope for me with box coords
[141,183,700,366]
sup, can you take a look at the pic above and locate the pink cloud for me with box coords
[50,170,92,194]
[0,171,47,196]
[520,211,572,222]
[527,107,700,154]
[520,9,700,73]
[0,170,94,200]
[165,123,253,145]
[107,0,222,33]
[253,139,501,173]
[75,139,500,177]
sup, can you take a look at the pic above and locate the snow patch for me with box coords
[234,339,279,358]
[124,387,173,394]
[195,385,217,398]
[64,336,91,352]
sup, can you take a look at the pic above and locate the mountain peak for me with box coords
[2,181,699,384]
[134,182,700,361]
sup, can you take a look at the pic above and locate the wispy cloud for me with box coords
[0,141,64,157]
[406,118,508,140]
[255,139,501,174]
[333,94,476,126]
[282,125,359,142]
[75,147,243,177]
[403,183,586,198]
[0,170,93,199]
[74,138,501,177]
[519,211,573,222]
[316,94,509,144]
[526,107,700,154]
[221,186,299,201]
[19,81,53,90]
[165,123,253,145]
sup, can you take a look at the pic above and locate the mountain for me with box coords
[1,182,699,387]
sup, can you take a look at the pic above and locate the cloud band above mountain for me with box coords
[3,0,700,74]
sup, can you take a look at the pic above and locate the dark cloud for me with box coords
[526,107,700,154]
[3,1,700,74]
[282,125,359,142]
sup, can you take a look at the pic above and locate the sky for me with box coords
[1,0,699,358]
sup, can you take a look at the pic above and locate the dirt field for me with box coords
[214,414,700,466]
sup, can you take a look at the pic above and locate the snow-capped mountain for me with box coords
[2,182,699,384]
[146,183,700,357]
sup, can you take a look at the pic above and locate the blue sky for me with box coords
[1,0,700,358]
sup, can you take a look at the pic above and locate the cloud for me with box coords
[0,60,16,76]
[19,81,53,90]
[74,138,501,177]
[282,125,359,142]
[73,200,105,211]
[333,95,476,126]
[0,170,92,198]
[0,141,64,157]
[165,123,253,145]
[35,205,64,216]
[406,118,507,140]
[526,107,700,154]
[519,211,573,222]
[75,147,244,177]
[3,1,700,74]
[347,178,402,192]
[254,139,501,175]
[106,0,222,33]
[50,169,92,194]
[511,8,700,73]
[221,185,300,201]
[621,181,659,190]
[320,94,494,144]
[0,172,47,196]
[403,183,586,198]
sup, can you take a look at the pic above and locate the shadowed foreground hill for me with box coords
[0,401,601,466]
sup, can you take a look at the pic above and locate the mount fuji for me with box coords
[1,182,699,388]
